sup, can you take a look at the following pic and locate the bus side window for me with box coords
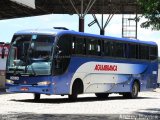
[54,35,72,75]
[139,45,149,60]
[86,38,99,56]
[128,43,137,59]
[86,38,92,55]
[145,46,149,60]
[114,42,124,58]
[124,43,128,58]
[150,46,158,60]
[109,41,114,57]
[73,37,85,55]
[96,40,101,56]
[72,40,75,53]
[103,40,110,57]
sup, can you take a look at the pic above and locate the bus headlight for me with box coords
[6,79,14,84]
[37,81,51,86]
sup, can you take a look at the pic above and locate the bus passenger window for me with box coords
[72,37,85,55]
[86,39,100,56]
[96,40,101,56]
[150,46,158,60]
[128,44,137,59]
[103,41,110,56]
[123,44,128,58]
[110,42,115,57]
[139,45,149,60]
[72,42,75,49]
[114,42,124,58]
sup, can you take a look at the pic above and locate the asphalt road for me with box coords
[0,90,160,120]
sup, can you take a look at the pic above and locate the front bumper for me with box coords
[6,84,54,95]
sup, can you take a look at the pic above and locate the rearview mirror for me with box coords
[57,50,62,55]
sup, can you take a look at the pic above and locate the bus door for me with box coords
[54,35,72,75]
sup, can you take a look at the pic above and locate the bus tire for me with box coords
[68,79,83,101]
[34,93,40,101]
[68,93,77,101]
[123,81,139,99]
[95,93,109,99]
[68,86,78,101]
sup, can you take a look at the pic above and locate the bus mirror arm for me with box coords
[54,50,63,69]
[56,45,62,56]
[55,58,61,69]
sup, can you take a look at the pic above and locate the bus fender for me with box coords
[69,78,84,95]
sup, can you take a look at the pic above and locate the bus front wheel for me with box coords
[68,88,78,101]
[68,79,83,101]
[33,93,41,101]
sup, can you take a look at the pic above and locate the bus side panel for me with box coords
[146,61,158,89]
[69,57,153,94]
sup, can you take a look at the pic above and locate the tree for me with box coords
[137,0,160,30]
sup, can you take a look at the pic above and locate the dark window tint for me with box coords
[72,37,85,55]
[128,44,137,59]
[86,38,101,56]
[114,42,125,58]
[103,40,111,56]
[109,42,115,57]
[150,46,158,60]
[139,45,149,60]
[103,41,126,58]
[55,35,72,75]
[57,35,72,56]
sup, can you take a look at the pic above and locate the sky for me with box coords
[0,14,159,55]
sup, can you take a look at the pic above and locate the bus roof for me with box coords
[15,29,157,46]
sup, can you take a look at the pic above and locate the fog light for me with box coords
[37,81,51,86]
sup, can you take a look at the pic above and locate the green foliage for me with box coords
[138,0,160,30]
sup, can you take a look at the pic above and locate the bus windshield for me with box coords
[6,34,55,76]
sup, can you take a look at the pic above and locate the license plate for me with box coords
[20,87,29,91]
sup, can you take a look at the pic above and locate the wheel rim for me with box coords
[133,83,138,97]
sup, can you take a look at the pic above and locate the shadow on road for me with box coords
[10,96,155,104]
[0,113,119,120]
[135,108,160,115]
[134,108,160,119]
